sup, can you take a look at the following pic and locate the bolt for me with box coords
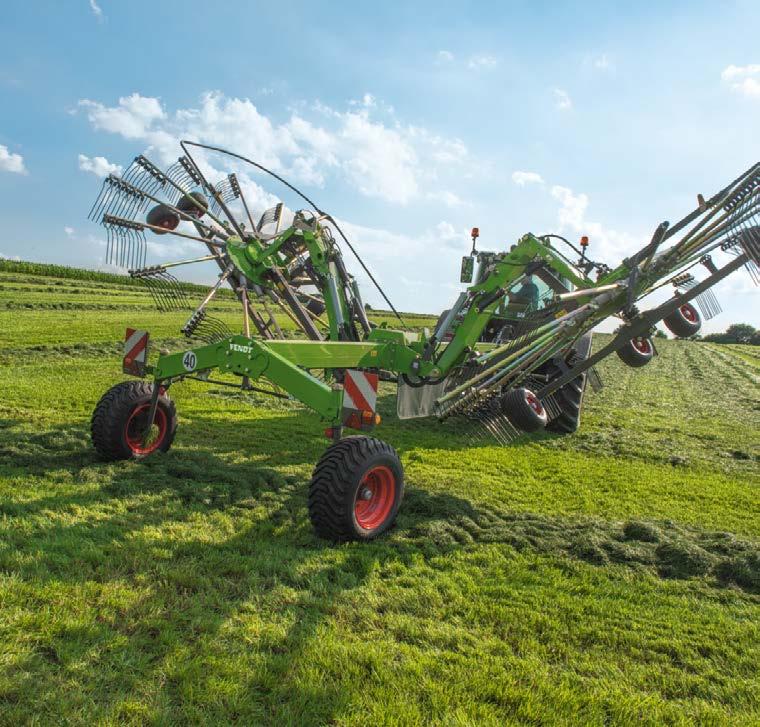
[359,487,373,500]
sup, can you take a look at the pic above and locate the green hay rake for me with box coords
[88,143,759,540]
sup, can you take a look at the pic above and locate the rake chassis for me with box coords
[88,144,759,540]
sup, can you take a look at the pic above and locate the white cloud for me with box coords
[427,190,465,208]
[64,226,75,239]
[512,171,544,187]
[0,252,21,261]
[77,91,471,206]
[78,153,123,177]
[437,50,454,63]
[78,93,166,139]
[0,144,27,174]
[553,88,572,110]
[467,54,498,70]
[89,0,103,20]
[550,184,643,260]
[721,64,760,98]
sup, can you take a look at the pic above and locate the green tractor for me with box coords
[86,142,759,540]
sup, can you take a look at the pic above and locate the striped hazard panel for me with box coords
[342,370,379,430]
[123,328,149,376]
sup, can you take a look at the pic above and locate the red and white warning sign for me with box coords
[342,369,379,430]
[123,328,149,376]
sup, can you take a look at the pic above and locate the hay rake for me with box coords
[87,145,759,540]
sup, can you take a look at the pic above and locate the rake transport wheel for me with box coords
[502,387,548,432]
[662,302,702,338]
[91,381,177,460]
[616,336,654,368]
[308,436,404,541]
[546,332,593,435]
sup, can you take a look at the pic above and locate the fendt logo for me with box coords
[230,343,253,354]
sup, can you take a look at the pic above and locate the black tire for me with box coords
[616,337,654,368]
[501,387,548,432]
[176,191,208,218]
[308,436,404,541]
[662,302,701,338]
[91,381,177,461]
[146,204,180,235]
[546,332,593,434]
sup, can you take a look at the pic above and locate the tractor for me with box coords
[86,142,759,540]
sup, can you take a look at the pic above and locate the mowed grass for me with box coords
[0,267,759,725]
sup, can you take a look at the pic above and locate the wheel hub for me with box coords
[354,465,396,530]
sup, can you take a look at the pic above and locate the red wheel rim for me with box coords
[125,404,167,455]
[679,304,698,322]
[632,337,652,355]
[354,465,396,530]
[525,391,544,415]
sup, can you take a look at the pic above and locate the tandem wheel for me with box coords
[308,436,404,541]
[91,381,177,460]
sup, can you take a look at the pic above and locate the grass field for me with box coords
[0,263,759,725]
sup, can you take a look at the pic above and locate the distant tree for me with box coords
[725,323,756,344]
[654,329,667,339]
[364,303,372,311]
[703,323,757,345]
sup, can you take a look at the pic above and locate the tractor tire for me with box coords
[616,337,654,368]
[176,191,208,218]
[308,436,404,541]
[91,381,177,461]
[146,204,180,234]
[501,387,548,432]
[662,302,701,338]
[546,332,593,435]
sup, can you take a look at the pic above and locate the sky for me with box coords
[0,0,758,331]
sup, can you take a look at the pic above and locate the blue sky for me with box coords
[0,0,758,330]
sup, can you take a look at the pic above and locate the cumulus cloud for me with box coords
[79,93,166,140]
[89,0,103,20]
[550,184,643,260]
[721,64,760,98]
[0,252,21,261]
[511,171,544,187]
[76,91,471,206]
[437,50,454,63]
[553,88,572,110]
[64,226,75,239]
[0,144,27,174]
[78,153,123,177]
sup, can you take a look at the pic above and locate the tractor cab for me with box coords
[480,258,577,343]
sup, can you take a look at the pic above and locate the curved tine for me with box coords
[120,158,142,185]
[152,274,173,311]
[113,225,122,268]
[105,224,113,265]
[178,145,247,238]
[112,225,122,267]
[132,228,139,270]
[88,178,110,221]
[126,228,134,269]
[150,273,171,311]
[131,156,167,199]
[161,272,184,310]
[90,176,121,222]
[125,228,132,269]
[151,271,173,311]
